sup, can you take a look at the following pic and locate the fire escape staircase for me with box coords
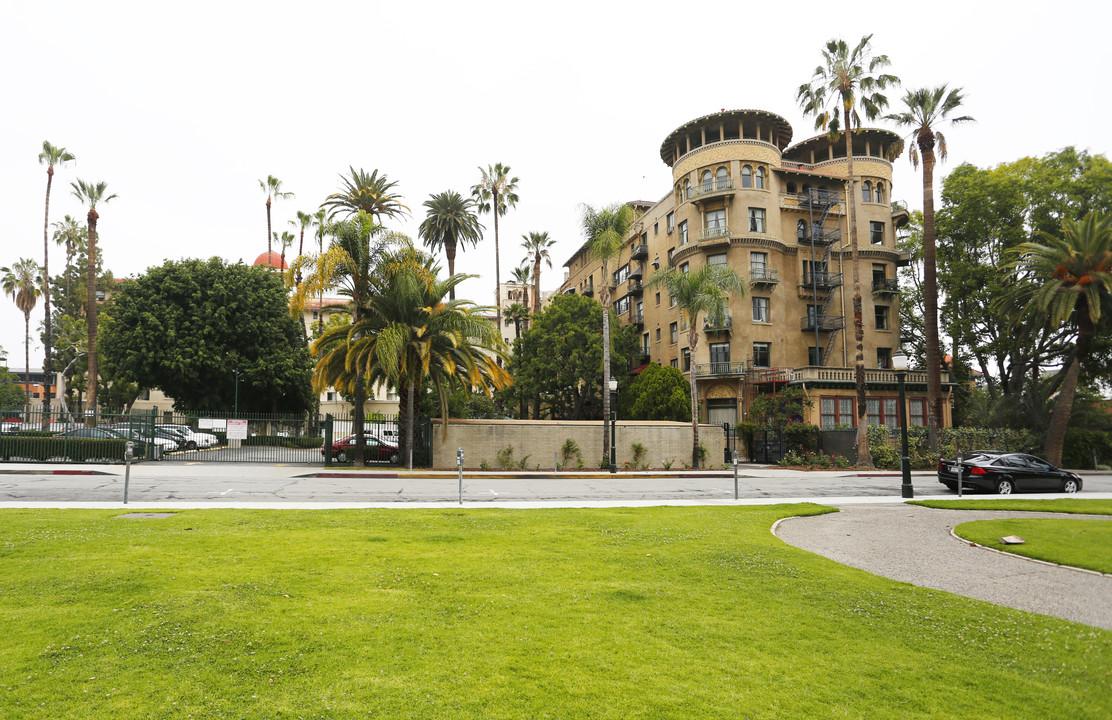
[796,188,843,366]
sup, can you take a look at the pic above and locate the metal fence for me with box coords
[0,407,432,467]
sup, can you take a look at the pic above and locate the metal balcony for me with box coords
[626,278,643,296]
[687,179,735,201]
[630,311,645,328]
[695,361,746,377]
[872,278,899,294]
[797,226,842,247]
[631,243,649,260]
[749,268,779,285]
[800,315,845,332]
[703,315,732,333]
[800,273,843,292]
[699,225,731,242]
[582,281,594,298]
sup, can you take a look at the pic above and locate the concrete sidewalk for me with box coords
[775,504,1112,631]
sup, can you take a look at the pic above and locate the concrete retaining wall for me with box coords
[431,419,726,470]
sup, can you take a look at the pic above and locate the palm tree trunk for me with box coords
[1043,306,1092,466]
[688,323,700,469]
[445,239,457,300]
[85,209,99,427]
[352,371,366,466]
[42,166,54,422]
[23,313,32,409]
[533,255,542,314]
[266,198,273,262]
[493,191,502,328]
[601,289,611,466]
[920,141,942,453]
[406,378,416,470]
[65,239,73,316]
[843,109,872,467]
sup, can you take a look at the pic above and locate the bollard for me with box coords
[123,441,135,504]
[457,447,464,505]
[732,451,739,500]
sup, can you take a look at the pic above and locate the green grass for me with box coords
[1,506,1110,719]
[912,498,1112,515]
[954,518,1112,574]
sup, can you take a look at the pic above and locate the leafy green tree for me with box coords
[38,141,75,418]
[1005,213,1112,465]
[887,85,974,451]
[0,351,26,412]
[418,190,483,300]
[1,258,43,407]
[99,258,313,414]
[521,231,555,314]
[472,163,519,328]
[621,363,690,422]
[258,175,294,262]
[797,34,899,467]
[51,215,85,316]
[70,179,117,422]
[321,167,408,223]
[747,387,813,426]
[645,264,746,468]
[508,293,636,420]
[581,202,636,461]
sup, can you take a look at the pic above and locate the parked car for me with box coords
[105,424,180,453]
[937,452,1082,494]
[159,424,218,449]
[1,418,22,434]
[322,434,400,464]
[54,427,127,440]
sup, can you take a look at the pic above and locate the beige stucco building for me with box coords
[558,108,951,430]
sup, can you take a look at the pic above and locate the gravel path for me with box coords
[774,504,1112,631]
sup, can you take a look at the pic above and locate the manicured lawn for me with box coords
[913,498,1112,515]
[953,518,1112,574]
[1,506,1110,719]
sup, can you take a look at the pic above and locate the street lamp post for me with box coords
[608,378,618,473]
[892,350,914,498]
[233,369,242,418]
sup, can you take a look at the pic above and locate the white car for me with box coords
[160,424,218,449]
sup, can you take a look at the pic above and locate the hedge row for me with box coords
[0,436,131,462]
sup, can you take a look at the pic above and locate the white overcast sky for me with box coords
[1,0,1108,368]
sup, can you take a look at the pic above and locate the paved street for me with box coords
[1,461,1110,506]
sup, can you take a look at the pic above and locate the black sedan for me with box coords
[937,452,1082,494]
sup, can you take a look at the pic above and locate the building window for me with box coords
[909,399,927,427]
[667,248,674,265]
[862,180,872,203]
[701,169,713,193]
[709,342,730,366]
[797,219,806,240]
[707,253,727,266]
[872,263,887,283]
[706,209,726,230]
[742,165,752,188]
[615,296,630,315]
[751,252,768,278]
[671,358,678,368]
[667,212,675,233]
[875,306,889,330]
[875,182,884,203]
[877,347,891,369]
[679,220,688,245]
[670,293,677,307]
[654,222,659,235]
[803,260,827,284]
[680,262,689,274]
[748,208,766,233]
[682,348,691,372]
[752,297,770,323]
[808,346,823,366]
[683,179,691,201]
[716,166,729,189]
[642,333,650,354]
[821,397,855,428]
[670,322,678,344]
[655,292,661,306]
[326,391,336,402]
[870,221,884,244]
[755,166,766,189]
[867,398,899,428]
[656,328,661,342]
[806,304,820,325]
[752,342,771,367]
[312,310,320,320]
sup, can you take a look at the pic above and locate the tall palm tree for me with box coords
[418,190,483,300]
[303,213,397,465]
[646,264,746,469]
[510,264,532,318]
[1005,213,1112,466]
[797,34,899,467]
[310,208,329,336]
[52,215,85,316]
[1,258,43,408]
[71,179,117,423]
[259,175,294,263]
[321,167,408,223]
[38,141,75,419]
[290,211,314,285]
[887,85,974,452]
[521,231,555,314]
[504,301,533,418]
[275,230,296,278]
[582,202,636,465]
[349,247,510,469]
[472,163,520,328]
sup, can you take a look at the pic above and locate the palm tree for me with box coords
[38,142,75,419]
[1,258,43,408]
[259,175,294,263]
[290,211,315,285]
[510,265,532,319]
[505,301,531,341]
[349,247,510,469]
[646,264,746,469]
[472,163,520,328]
[581,202,636,465]
[887,85,974,452]
[321,167,408,223]
[304,213,397,465]
[70,180,117,423]
[521,231,555,314]
[52,215,85,316]
[1005,213,1112,466]
[310,208,329,336]
[275,230,296,278]
[797,34,899,467]
[418,190,483,300]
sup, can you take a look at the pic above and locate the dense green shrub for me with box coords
[782,422,820,454]
[1061,429,1112,469]
[0,436,130,462]
[242,435,323,449]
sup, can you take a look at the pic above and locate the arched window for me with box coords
[786,181,796,194]
[797,220,806,240]
[683,179,691,200]
[875,182,884,203]
[701,170,713,193]
[741,165,752,188]
[716,166,728,190]
[755,166,766,189]
[862,180,872,203]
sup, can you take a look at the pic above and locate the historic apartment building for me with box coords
[558,108,952,430]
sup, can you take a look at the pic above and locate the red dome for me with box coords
[253,250,288,270]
